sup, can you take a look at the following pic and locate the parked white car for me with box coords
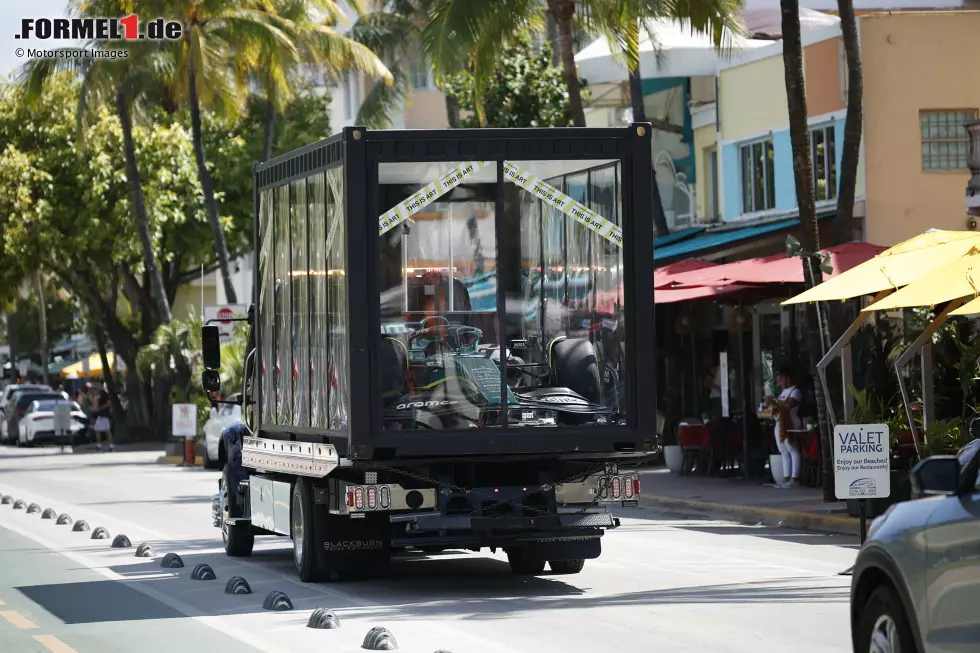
[18,399,89,447]
[203,394,242,469]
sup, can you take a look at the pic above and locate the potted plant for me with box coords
[662,418,684,473]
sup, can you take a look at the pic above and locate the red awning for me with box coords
[657,242,886,287]
[653,259,718,289]
[655,282,754,304]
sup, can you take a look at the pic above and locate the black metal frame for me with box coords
[252,126,655,461]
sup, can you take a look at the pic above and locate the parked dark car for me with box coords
[3,391,64,446]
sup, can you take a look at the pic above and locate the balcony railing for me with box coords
[655,151,696,230]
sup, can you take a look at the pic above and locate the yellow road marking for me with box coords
[0,610,38,629]
[33,635,78,653]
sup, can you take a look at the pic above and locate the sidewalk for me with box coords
[635,467,859,536]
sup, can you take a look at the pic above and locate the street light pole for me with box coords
[966,119,980,218]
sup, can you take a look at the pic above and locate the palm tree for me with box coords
[834,0,862,246]
[254,0,393,160]
[165,1,391,302]
[347,0,432,128]
[422,0,741,128]
[19,10,175,324]
[778,0,834,500]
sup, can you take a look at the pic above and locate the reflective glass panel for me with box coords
[291,180,309,427]
[309,173,328,429]
[274,184,292,425]
[259,189,275,424]
[326,167,349,431]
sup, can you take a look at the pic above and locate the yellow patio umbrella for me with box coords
[950,296,980,316]
[782,229,980,305]
[862,246,980,312]
[60,352,127,379]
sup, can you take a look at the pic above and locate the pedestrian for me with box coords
[765,367,802,488]
[92,381,114,452]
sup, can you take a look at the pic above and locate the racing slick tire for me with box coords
[221,466,254,557]
[506,547,546,575]
[550,337,602,424]
[549,559,585,575]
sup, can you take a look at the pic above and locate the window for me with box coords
[810,125,837,202]
[921,110,978,170]
[740,139,775,214]
[707,148,719,219]
[375,159,628,431]
[409,52,433,90]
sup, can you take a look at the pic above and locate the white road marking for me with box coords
[0,519,292,653]
[0,481,527,653]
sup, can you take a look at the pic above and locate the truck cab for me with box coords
[203,125,658,581]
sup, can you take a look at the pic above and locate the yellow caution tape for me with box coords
[379,161,490,236]
[503,162,623,248]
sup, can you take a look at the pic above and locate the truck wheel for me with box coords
[291,478,321,582]
[506,547,546,575]
[221,467,253,557]
[549,559,585,575]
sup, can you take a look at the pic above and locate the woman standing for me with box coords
[765,368,802,488]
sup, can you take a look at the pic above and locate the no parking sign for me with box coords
[172,403,198,440]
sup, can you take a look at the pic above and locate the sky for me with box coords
[0,0,79,80]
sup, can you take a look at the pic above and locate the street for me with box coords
[0,448,855,653]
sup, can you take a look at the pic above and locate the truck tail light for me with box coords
[624,476,634,498]
[610,476,622,500]
[367,486,377,510]
[353,487,364,510]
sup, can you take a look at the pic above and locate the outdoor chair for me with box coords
[678,420,707,475]
[704,417,738,476]
[799,427,821,487]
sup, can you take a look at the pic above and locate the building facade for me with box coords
[690,10,980,247]
[861,11,980,245]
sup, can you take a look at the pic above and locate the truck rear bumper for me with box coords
[388,509,617,550]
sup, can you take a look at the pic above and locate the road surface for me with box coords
[0,447,856,653]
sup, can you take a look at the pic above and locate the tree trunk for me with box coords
[549,0,586,127]
[115,84,174,324]
[780,0,835,501]
[34,270,50,387]
[834,0,863,246]
[188,63,238,304]
[445,95,460,128]
[547,12,559,66]
[262,98,276,162]
[91,321,126,437]
[628,41,671,238]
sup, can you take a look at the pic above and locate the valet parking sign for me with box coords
[833,423,890,500]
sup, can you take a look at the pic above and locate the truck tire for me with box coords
[221,466,253,557]
[506,547,546,575]
[291,477,321,582]
[549,559,585,575]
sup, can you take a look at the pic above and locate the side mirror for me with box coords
[202,325,221,370]
[202,369,221,393]
[911,455,961,497]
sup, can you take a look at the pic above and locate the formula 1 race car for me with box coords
[379,317,624,430]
